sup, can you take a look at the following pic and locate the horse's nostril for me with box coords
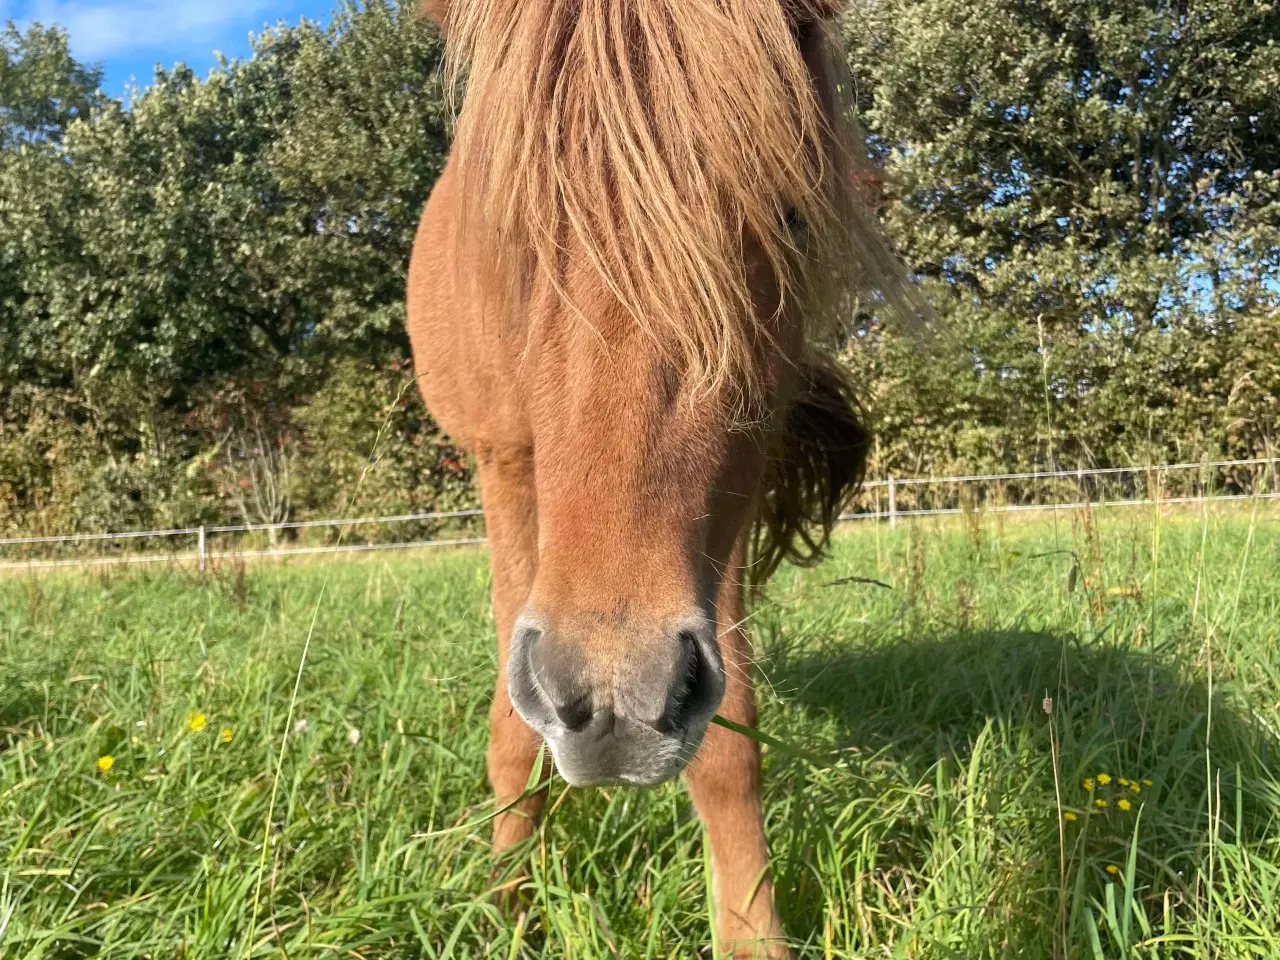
[519,626,597,733]
[554,694,594,731]
[659,629,709,734]
[675,631,703,706]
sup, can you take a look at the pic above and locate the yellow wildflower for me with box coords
[1063,812,1078,821]
[1118,778,1131,786]
[1130,783,1141,793]
[1097,773,1112,785]
[97,754,115,773]
[1084,778,1095,792]
[1095,798,1109,808]
[221,727,233,743]
[188,712,207,733]
[1106,864,1120,875]
[1142,779,1153,787]
[1118,798,1132,811]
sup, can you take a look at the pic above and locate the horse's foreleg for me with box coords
[685,565,790,959]
[475,445,545,882]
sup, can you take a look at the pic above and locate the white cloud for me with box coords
[10,0,276,59]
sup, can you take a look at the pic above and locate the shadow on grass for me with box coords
[760,627,1280,955]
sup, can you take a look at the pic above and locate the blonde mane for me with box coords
[436,0,901,404]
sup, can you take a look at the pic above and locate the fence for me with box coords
[1,457,1276,571]
[0,509,486,571]
[851,456,1279,527]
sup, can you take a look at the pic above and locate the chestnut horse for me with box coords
[407,1,901,955]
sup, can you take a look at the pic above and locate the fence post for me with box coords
[888,475,897,529]
[198,525,207,573]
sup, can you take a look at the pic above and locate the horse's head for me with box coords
[505,314,760,786]
[434,0,888,785]
[502,314,868,785]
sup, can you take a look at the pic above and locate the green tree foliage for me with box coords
[0,1,468,539]
[1,0,1277,540]
[1,22,100,382]
[1,20,104,147]
[842,0,1280,473]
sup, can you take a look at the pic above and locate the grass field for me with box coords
[2,504,1279,958]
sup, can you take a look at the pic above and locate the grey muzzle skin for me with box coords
[506,611,726,786]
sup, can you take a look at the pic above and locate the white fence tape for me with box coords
[3,537,490,571]
[839,491,1280,522]
[1,458,1275,571]
[857,456,1278,488]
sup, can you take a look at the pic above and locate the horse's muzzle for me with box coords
[506,611,725,786]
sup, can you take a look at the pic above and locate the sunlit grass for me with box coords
[2,505,1278,958]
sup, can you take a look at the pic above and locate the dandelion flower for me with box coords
[1118,798,1132,811]
[1063,812,1078,821]
[189,712,207,733]
[1095,798,1109,808]
[1130,783,1141,793]
[1097,773,1112,785]
[221,727,233,743]
[1142,779,1153,787]
[1084,778,1095,792]
[1106,864,1120,875]
[1118,778,1131,786]
[97,754,115,773]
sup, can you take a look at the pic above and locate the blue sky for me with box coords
[3,0,336,97]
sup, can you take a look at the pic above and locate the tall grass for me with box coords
[1,505,1278,958]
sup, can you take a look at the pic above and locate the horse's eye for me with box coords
[783,206,807,234]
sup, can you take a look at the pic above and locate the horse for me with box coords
[407,1,903,955]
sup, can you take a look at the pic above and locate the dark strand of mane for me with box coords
[751,353,869,587]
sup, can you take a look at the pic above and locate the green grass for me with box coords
[2,505,1279,958]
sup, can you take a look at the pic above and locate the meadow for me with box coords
[2,504,1278,959]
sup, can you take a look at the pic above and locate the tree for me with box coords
[38,0,450,396]
[842,0,1280,471]
[0,1,465,538]
[0,22,102,396]
[1,20,104,148]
